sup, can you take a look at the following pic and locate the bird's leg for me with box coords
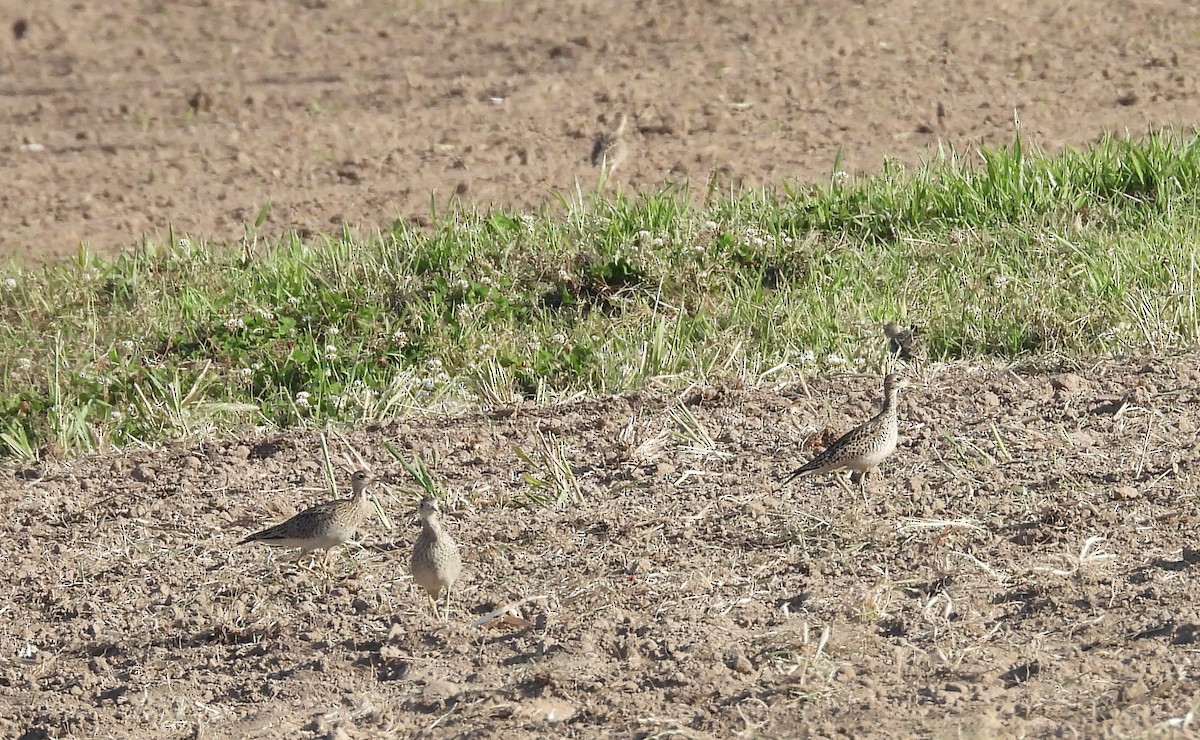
[426,592,440,621]
[854,470,870,504]
[443,586,453,623]
[834,472,855,497]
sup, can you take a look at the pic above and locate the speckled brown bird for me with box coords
[782,374,909,491]
[590,112,629,182]
[239,471,372,565]
[883,322,926,363]
[410,497,463,621]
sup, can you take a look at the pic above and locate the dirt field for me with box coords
[2,0,1200,259]
[5,1,1200,737]
[2,357,1200,737]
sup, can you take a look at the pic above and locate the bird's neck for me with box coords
[880,388,900,415]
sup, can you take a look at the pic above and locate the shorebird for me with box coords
[239,470,372,566]
[883,322,926,364]
[590,112,629,185]
[410,497,462,621]
[782,374,909,493]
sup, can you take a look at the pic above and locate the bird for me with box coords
[410,497,463,621]
[590,112,629,185]
[782,373,909,493]
[883,322,926,364]
[239,470,373,566]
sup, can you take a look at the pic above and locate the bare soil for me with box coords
[4,357,1200,737]
[2,0,1200,259]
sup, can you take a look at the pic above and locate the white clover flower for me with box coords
[178,238,191,248]
[480,276,493,286]
[287,296,301,306]
[833,170,850,186]
[295,391,311,409]
[327,327,339,336]
[425,358,443,372]
[550,332,567,344]
[420,377,437,391]
[435,371,450,384]
[825,353,847,366]
[2,277,17,290]
[325,344,338,358]
[224,317,246,330]
[110,410,123,421]
[636,230,651,242]
[703,220,718,230]
[330,395,346,410]
[118,339,135,354]
[455,278,470,290]
[391,330,408,344]
[240,368,254,378]
[796,349,816,364]
[15,357,31,370]
[256,308,274,320]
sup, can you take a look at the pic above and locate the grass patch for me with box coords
[2,130,1199,459]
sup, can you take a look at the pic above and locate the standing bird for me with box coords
[782,374,909,493]
[883,322,926,364]
[590,112,629,188]
[239,470,373,566]
[410,497,463,621]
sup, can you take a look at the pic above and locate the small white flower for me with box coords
[327,327,340,336]
[435,371,450,384]
[110,410,123,421]
[287,296,301,306]
[796,349,816,364]
[295,392,311,409]
[421,377,436,391]
[550,333,567,344]
[703,220,718,230]
[118,340,135,354]
[455,278,470,290]
[325,344,338,355]
[224,317,246,330]
[391,330,408,343]
[240,368,254,378]
[15,357,31,370]
[2,277,17,290]
[425,358,443,372]
[330,395,346,410]
[825,353,847,366]
[178,238,191,248]
[256,308,274,320]
[833,170,850,186]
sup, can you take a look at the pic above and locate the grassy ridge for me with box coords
[2,131,1198,460]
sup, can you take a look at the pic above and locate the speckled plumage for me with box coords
[783,374,908,488]
[410,498,462,621]
[883,322,926,363]
[590,113,628,180]
[239,471,372,561]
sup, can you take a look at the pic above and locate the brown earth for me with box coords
[4,357,1200,737]
[2,0,1200,259]
[5,1,1200,738]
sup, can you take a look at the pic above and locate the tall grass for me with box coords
[2,131,1198,459]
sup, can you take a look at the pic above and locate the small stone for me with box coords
[131,465,156,483]
[1050,373,1084,392]
[730,653,753,674]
